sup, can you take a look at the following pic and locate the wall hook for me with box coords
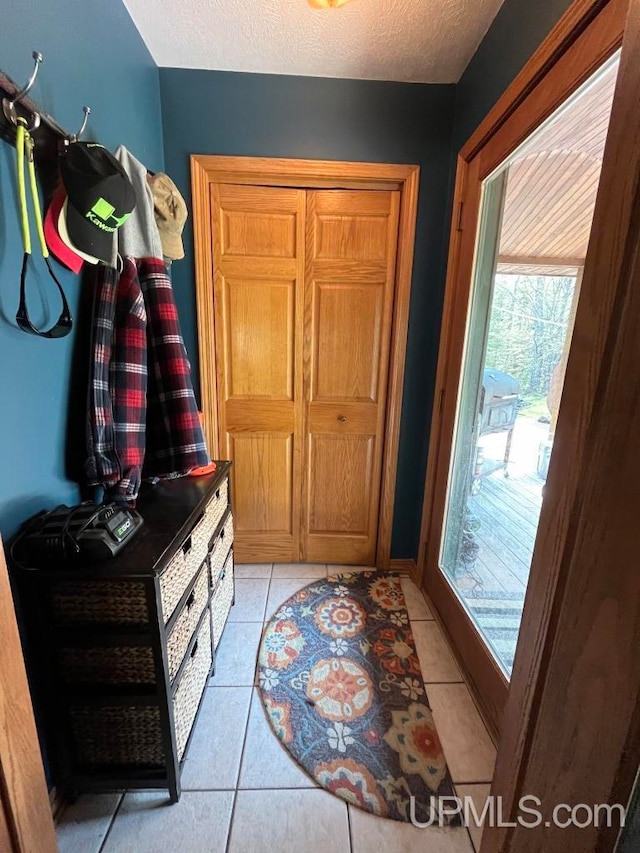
[2,50,43,131]
[11,51,43,105]
[69,106,91,142]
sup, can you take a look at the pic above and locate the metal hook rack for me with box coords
[2,51,42,131]
[0,50,94,162]
[72,106,91,142]
[13,50,43,102]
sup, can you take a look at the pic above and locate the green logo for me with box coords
[86,197,131,233]
[91,197,114,220]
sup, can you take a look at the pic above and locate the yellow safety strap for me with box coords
[14,116,72,338]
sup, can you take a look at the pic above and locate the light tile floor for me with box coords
[57,565,496,853]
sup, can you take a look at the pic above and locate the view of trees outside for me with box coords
[485,273,577,416]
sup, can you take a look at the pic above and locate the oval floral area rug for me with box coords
[257,571,460,824]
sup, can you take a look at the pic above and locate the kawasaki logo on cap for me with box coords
[86,197,131,233]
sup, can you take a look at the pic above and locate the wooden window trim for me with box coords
[417,0,627,728]
[191,155,420,569]
[488,2,640,848]
[461,0,621,163]
[416,0,640,850]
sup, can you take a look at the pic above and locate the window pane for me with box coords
[439,55,619,676]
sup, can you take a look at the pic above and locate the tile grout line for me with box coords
[182,784,318,792]
[262,563,277,624]
[224,685,256,849]
[408,590,497,762]
[225,624,273,853]
[346,803,354,853]
[409,608,491,815]
[251,566,273,691]
[220,562,270,851]
[412,584,500,753]
[262,563,274,622]
[224,790,239,853]
[97,791,125,853]
[410,609,464,686]
[453,783,482,853]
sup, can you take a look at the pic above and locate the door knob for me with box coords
[338,415,348,423]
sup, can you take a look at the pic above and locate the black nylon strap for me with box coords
[16,253,73,338]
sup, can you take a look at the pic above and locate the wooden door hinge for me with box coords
[456,201,464,232]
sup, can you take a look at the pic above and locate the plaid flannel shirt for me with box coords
[138,258,209,477]
[86,258,208,502]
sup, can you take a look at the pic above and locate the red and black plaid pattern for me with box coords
[138,258,209,477]
[86,260,148,502]
[86,258,208,502]
[86,264,120,491]
[111,259,148,499]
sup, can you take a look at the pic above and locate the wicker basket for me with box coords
[166,561,209,681]
[211,551,234,650]
[159,508,216,623]
[52,580,149,626]
[173,614,212,759]
[205,477,229,532]
[69,705,164,767]
[209,513,234,580]
[58,645,155,685]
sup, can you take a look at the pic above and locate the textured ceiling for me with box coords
[122,0,505,83]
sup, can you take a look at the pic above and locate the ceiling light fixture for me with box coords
[307,0,354,9]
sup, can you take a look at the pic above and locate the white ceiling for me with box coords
[123,0,505,84]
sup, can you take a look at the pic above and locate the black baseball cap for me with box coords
[59,143,136,264]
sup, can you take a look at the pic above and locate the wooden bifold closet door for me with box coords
[211,183,400,564]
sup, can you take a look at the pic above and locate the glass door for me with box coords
[439,54,620,678]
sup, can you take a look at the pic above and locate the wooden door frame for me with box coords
[416,0,628,739]
[0,538,57,852]
[486,0,640,847]
[191,155,420,569]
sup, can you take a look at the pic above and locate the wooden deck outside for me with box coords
[451,420,546,673]
[469,472,542,595]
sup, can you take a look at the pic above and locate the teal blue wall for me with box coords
[158,0,573,558]
[0,0,577,560]
[0,0,164,541]
[0,0,586,794]
[453,0,573,148]
[159,69,457,559]
[439,0,574,334]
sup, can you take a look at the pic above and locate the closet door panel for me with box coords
[223,278,295,400]
[210,183,401,565]
[308,435,374,535]
[222,216,296,257]
[313,190,392,260]
[230,433,293,533]
[213,184,305,562]
[303,190,400,565]
[313,282,384,402]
